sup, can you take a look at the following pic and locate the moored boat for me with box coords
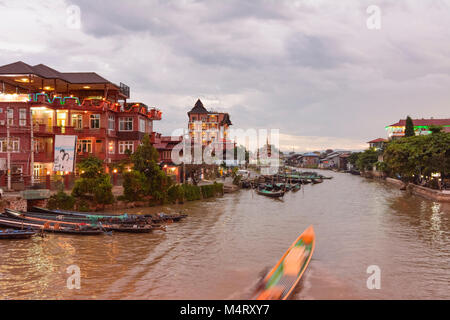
[0,214,104,235]
[256,188,285,198]
[254,225,315,300]
[5,209,153,233]
[0,229,36,239]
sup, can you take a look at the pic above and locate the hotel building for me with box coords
[0,61,180,187]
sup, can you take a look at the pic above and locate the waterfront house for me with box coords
[367,138,388,151]
[301,152,319,167]
[0,61,181,188]
[319,151,351,170]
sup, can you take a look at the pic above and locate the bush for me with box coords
[47,191,75,210]
[167,185,185,204]
[76,199,90,212]
[200,182,224,199]
[181,184,202,201]
[72,156,115,206]
[122,170,148,201]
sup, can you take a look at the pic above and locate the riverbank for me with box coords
[385,178,450,202]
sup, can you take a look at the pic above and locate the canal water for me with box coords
[0,171,449,299]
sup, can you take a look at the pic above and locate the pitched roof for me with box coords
[388,118,450,127]
[188,99,209,114]
[220,113,232,126]
[61,72,110,84]
[32,64,64,79]
[367,138,388,143]
[0,61,114,85]
[303,152,319,157]
[0,61,36,75]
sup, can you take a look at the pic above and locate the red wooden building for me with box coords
[0,61,181,187]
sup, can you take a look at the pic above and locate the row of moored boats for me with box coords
[0,207,187,239]
[245,172,331,198]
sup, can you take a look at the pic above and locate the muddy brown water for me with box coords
[1,171,449,299]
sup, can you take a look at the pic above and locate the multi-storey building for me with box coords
[187,99,232,147]
[386,118,450,139]
[0,61,181,187]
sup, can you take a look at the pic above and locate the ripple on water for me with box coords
[0,171,449,299]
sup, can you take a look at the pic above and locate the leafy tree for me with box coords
[122,170,148,201]
[404,116,415,137]
[383,132,450,186]
[72,156,114,206]
[47,190,75,210]
[356,148,378,171]
[348,152,361,167]
[128,134,171,202]
[428,125,443,134]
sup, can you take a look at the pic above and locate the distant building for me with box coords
[367,138,388,151]
[187,99,232,147]
[386,118,450,139]
[319,151,351,170]
[301,152,319,167]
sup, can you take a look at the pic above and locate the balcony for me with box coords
[148,108,162,121]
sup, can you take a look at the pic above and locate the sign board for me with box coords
[53,135,77,172]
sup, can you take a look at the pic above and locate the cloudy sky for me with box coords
[1,0,449,151]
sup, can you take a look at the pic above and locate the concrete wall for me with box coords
[385,177,450,202]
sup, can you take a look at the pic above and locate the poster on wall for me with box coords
[53,135,77,173]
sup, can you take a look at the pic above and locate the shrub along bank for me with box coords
[167,182,224,204]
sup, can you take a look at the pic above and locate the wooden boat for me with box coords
[311,178,323,184]
[257,188,285,198]
[33,206,184,225]
[0,229,36,239]
[291,184,301,192]
[5,209,154,233]
[0,214,104,235]
[254,225,315,300]
[32,207,142,223]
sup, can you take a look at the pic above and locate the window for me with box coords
[90,114,100,129]
[108,115,115,130]
[119,117,133,131]
[108,141,115,154]
[139,118,146,132]
[72,114,83,129]
[118,141,134,154]
[0,138,20,152]
[77,139,92,153]
[148,120,153,133]
[19,109,27,126]
[7,109,13,125]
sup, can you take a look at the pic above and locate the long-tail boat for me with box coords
[256,188,285,198]
[0,229,36,239]
[32,206,185,224]
[0,214,104,235]
[291,184,301,192]
[254,225,315,300]
[5,209,154,233]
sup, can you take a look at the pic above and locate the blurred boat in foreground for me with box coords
[254,225,315,300]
